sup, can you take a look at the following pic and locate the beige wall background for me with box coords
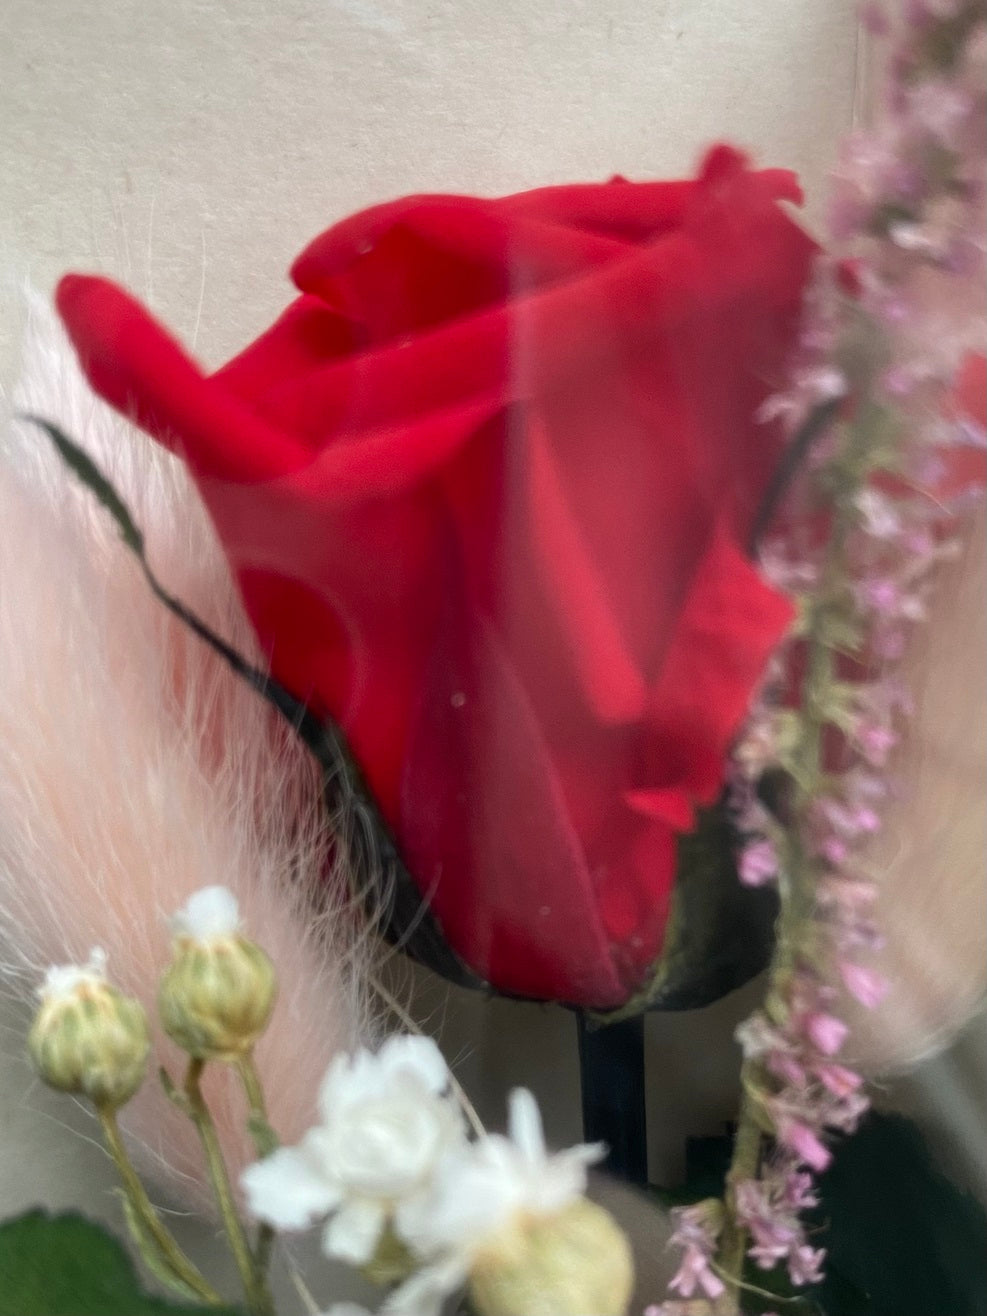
[1,2,983,1311]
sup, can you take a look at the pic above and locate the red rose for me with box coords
[57,145,811,1009]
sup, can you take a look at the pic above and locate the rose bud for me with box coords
[57,145,812,1009]
[28,948,149,1109]
[158,886,276,1061]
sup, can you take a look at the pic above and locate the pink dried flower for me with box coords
[816,875,880,911]
[739,838,780,887]
[816,797,881,838]
[816,1062,865,1099]
[789,1244,827,1286]
[804,1012,850,1056]
[736,1167,826,1288]
[854,720,898,767]
[719,9,987,1308]
[854,488,902,538]
[775,1118,832,1173]
[781,1171,820,1212]
[667,1245,726,1301]
[820,836,850,868]
[667,1205,725,1301]
[840,960,890,1008]
[907,81,974,150]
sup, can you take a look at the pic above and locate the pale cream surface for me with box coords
[0,2,983,1311]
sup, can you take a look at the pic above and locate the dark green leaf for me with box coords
[0,1211,242,1316]
[21,415,145,555]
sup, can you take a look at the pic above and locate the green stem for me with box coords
[717,1099,765,1307]
[184,1059,275,1316]
[96,1104,223,1305]
[236,1053,279,1158]
[714,427,870,1311]
[235,1052,277,1275]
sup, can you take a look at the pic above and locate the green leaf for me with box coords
[119,1196,207,1304]
[21,415,145,555]
[0,1211,242,1316]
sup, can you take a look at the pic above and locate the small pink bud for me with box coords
[840,961,889,1008]
[778,1118,832,1173]
[739,839,780,887]
[817,1062,865,1098]
[805,1012,850,1056]
[855,720,898,766]
[768,1051,808,1088]
[821,836,849,867]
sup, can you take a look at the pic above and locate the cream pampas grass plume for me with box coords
[0,294,373,1207]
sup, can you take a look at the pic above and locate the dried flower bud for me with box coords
[468,1197,634,1316]
[158,887,276,1061]
[28,948,149,1109]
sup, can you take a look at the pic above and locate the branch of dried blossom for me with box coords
[670,4,987,1311]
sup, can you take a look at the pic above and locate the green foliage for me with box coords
[652,1113,987,1315]
[0,1211,242,1316]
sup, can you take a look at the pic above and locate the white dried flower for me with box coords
[390,1088,615,1316]
[241,1035,465,1270]
[169,885,241,942]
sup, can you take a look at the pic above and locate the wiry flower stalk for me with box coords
[661,2,987,1310]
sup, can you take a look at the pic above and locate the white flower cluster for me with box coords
[241,1036,606,1316]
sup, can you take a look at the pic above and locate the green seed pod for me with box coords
[28,950,149,1110]
[158,932,276,1062]
[469,1197,635,1316]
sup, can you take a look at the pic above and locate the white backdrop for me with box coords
[1,2,983,1310]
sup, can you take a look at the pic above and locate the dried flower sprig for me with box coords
[661,2,986,1311]
[29,889,634,1316]
[242,1057,633,1316]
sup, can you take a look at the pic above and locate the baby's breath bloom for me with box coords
[158,886,275,1060]
[396,1088,629,1316]
[242,1036,465,1276]
[28,948,149,1109]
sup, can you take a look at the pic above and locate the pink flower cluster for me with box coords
[663,1203,726,1303]
[734,1163,825,1285]
[722,0,986,1299]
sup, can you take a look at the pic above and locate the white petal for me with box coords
[321,1306,374,1316]
[317,1052,354,1119]
[318,1047,385,1120]
[506,1088,545,1164]
[40,947,108,1000]
[396,1142,519,1255]
[533,1144,604,1213]
[322,1197,387,1264]
[378,1035,450,1094]
[383,1255,467,1316]
[170,885,240,941]
[240,1145,340,1230]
